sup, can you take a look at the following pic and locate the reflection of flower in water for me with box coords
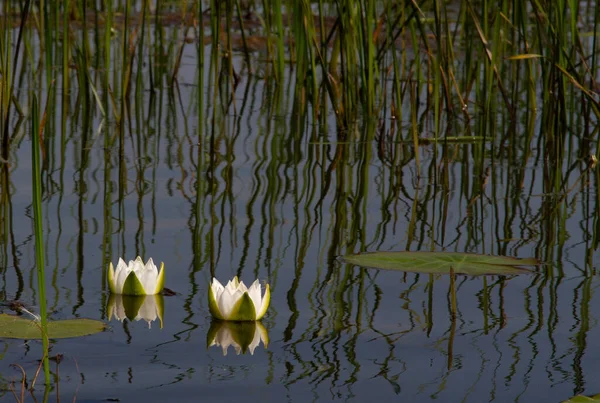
[207,320,269,356]
[107,294,164,329]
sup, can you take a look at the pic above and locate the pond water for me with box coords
[1,6,600,403]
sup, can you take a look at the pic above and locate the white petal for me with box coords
[237,280,249,293]
[138,258,158,294]
[247,280,262,313]
[114,258,129,292]
[145,258,158,275]
[115,258,128,274]
[132,257,145,274]
[211,278,224,296]
[115,261,131,293]
[224,278,238,293]
[217,287,241,319]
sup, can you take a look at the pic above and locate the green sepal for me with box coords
[154,262,165,294]
[208,286,225,320]
[228,292,257,321]
[108,262,116,294]
[121,271,147,296]
[256,284,270,320]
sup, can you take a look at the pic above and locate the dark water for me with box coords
[0,31,599,403]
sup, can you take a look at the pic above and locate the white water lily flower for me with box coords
[108,257,165,296]
[107,294,164,329]
[207,320,269,356]
[208,277,270,321]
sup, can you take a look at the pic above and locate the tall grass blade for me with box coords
[31,95,50,385]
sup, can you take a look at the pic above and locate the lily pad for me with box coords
[0,314,106,339]
[339,251,538,276]
[562,393,600,403]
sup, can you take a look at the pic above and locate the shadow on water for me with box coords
[0,1,599,402]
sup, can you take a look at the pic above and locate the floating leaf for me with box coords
[562,393,600,403]
[340,251,537,276]
[0,314,106,339]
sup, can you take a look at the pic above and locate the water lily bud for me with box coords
[108,257,165,296]
[208,277,270,321]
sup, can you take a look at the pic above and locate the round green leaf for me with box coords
[0,314,106,339]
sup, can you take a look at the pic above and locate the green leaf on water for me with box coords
[0,314,106,339]
[561,393,600,403]
[340,251,538,276]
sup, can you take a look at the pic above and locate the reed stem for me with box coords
[31,94,50,385]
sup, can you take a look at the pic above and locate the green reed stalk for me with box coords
[79,0,91,73]
[432,0,442,137]
[151,0,160,91]
[225,1,235,103]
[0,6,8,159]
[198,0,205,123]
[272,0,285,83]
[195,0,205,257]
[120,0,130,126]
[592,1,599,80]
[136,0,148,120]
[42,0,53,90]
[234,0,252,73]
[31,95,50,385]
[62,0,70,119]
[104,0,112,103]
[289,0,324,126]
[317,0,327,71]
[360,0,375,116]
